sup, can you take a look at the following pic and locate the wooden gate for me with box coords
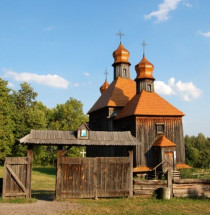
[2,157,31,199]
[56,157,132,199]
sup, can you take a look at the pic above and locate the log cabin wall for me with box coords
[89,107,123,131]
[89,108,109,131]
[135,116,185,167]
[114,116,139,165]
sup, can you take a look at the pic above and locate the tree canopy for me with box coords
[0,78,88,165]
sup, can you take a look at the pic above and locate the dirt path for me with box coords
[0,200,80,215]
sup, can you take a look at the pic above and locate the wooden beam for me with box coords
[173,179,210,184]
[56,145,63,199]
[6,164,26,192]
[4,193,27,197]
[62,146,72,156]
[129,149,133,197]
[27,145,33,198]
[2,160,7,199]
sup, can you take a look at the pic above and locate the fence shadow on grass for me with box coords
[32,190,55,201]
[33,167,56,176]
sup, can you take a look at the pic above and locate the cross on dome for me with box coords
[142,40,147,57]
[104,67,109,80]
[116,30,124,42]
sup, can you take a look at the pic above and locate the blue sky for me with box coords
[0,0,209,137]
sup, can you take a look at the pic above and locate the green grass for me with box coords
[0,197,37,204]
[31,166,56,200]
[64,197,210,215]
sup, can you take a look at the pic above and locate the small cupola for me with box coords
[112,42,131,80]
[135,56,155,80]
[135,41,155,94]
[100,80,109,94]
[113,42,130,64]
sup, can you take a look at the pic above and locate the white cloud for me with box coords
[155,80,175,95]
[73,83,79,87]
[154,77,202,101]
[4,70,69,89]
[84,72,90,77]
[198,30,210,38]
[144,0,182,22]
[44,26,54,32]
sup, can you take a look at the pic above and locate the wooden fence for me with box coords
[134,179,210,198]
[2,157,31,199]
[173,179,210,198]
[56,157,132,199]
[134,179,167,198]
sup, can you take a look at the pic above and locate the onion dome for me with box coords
[100,80,109,94]
[113,42,130,64]
[135,56,155,80]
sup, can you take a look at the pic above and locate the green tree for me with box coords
[0,78,15,163]
[49,97,88,131]
[48,97,88,158]
[185,133,210,168]
[12,83,49,159]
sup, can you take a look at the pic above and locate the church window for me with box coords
[147,84,152,92]
[156,123,164,134]
[123,68,127,77]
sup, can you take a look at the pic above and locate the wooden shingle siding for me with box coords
[135,116,185,166]
[56,157,131,199]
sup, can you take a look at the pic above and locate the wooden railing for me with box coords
[152,161,174,179]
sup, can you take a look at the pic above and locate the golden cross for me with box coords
[116,30,124,42]
[142,40,147,57]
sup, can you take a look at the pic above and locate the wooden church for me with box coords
[87,42,186,171]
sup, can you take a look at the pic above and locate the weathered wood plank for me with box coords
[134,185,167,190]
[57,157,131,199]
[3,157,30,199]
[56,146,63,198]
[134,180,167,185]
[129,150,133,197]
[6,164,26,193]
[27,145,33,198]
[4,192,27,197]
[173,179,210,184]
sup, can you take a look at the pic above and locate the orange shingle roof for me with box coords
[88,77,136,113]
[116,90,185,119]
[133,166,153,172]
[153,135,176,147]
[176,163,191,169]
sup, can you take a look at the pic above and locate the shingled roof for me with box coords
[20,129,140,146]
[116,90,185,119]
[153,135,176,147]
[88,77,136,113]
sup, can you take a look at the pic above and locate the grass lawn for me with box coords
[0,166,209,214]
[31,166,56,200]
[66,198,210,215]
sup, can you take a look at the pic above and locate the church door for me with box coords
[164,151,174,171]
